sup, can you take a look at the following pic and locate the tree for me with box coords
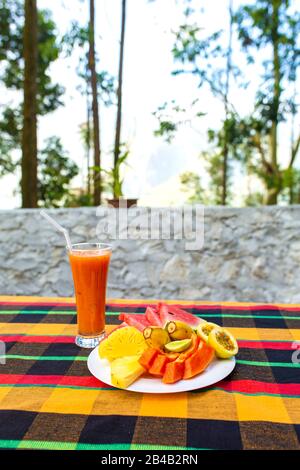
[113,0,127,198]
[38,137,79,207]
[21,0,38,208]
[88,0,101,206]
[171,1,241,205]
[63,18,115,203]
[234,0,300,204]
[154,2,243,205]
[0,0,65,202]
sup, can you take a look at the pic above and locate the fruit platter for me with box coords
[88,303,238,393]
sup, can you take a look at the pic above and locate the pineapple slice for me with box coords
[111,355,145,388]
[99,327,147,362]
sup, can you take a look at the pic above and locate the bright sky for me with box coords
[1,0,300,208]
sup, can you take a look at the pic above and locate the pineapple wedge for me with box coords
[111,355,145,389]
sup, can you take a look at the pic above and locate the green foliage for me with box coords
[153,100,205,143]
[234,0,300,125]
[98,145,130,198]
[62,21,115,106]
[0,0,65,179]
[180,172,206,203]
[38,137,79,207]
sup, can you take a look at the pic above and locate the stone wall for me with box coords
[0,206,299,303]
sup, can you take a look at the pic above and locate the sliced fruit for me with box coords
[143,326,170,349]
[148,354,170,376]
[165,351,180,361]
[111,355,145,389]
[177,333,199,361]
[208,327,238,358]
[165,338,192,353]
[183,342,215,379]
[98,326,147,361]
[158,302,170,325]
[163,360,185,384]
[118,313,151,331]
[139,348,159,370]
[145,306,162,326]
[165,320,194,340]
[167,305,204,327]
[196,322,218,343]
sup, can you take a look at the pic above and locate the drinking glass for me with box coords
[68,243,112,348]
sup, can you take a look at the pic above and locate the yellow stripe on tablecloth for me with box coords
[0,386,54,412]
[139,393,188,418]
[40,387,99,415]
[2,295,300,309]
[0,323,77,336]
[282,397,300,423]
[91,390,143,416]
[0,386,298,424]
[188,389,238,421]
[235,394,292,424]
[0,322,299,341]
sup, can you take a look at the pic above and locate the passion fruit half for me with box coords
[196,322,218,344]
[208,327,238,358]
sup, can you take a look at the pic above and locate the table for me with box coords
[0,296,299,450]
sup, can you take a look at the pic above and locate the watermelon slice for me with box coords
[158,302,171,326]
[145,306,162,326]
[159,303,202,327]
[118,313,151,331]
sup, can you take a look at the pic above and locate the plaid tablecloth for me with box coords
[0,296,299,450]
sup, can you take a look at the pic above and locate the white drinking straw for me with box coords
[40,210,72,251]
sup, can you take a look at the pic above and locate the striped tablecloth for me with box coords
[0,296,299,450]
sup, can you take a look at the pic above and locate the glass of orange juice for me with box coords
[68,243,112,348]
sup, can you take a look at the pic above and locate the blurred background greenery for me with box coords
[0,0,299,208]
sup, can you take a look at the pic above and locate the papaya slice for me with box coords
[177,333,199,362]
[149,354,169,376]
[183,343,215,379]
[163,360,185,384]
[139,348,158,370]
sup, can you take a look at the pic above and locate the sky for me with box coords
[1,0,300,208]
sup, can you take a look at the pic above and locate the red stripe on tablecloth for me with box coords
[238,340,295,350]
[0,335,75,343]
[217,379,300,395]
[0,374,109,388]
[0,374,299,395]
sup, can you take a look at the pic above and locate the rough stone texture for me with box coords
[0,206,299,303]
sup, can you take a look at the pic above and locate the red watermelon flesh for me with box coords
[158,302,171,326]
[159,303,202,327]
[118,313,151,331]
[145,306,162,326]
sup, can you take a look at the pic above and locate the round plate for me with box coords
[87,347,236,394]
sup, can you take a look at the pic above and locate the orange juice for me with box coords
[69,244,111,347]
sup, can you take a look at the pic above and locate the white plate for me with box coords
[87,347,236,394]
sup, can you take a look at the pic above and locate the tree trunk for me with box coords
[21,0,38,208]
[268,0,281,205]
[221,0,233,205]
[113,0,127,198]
[88,0,101,206]
[86,79,91,197]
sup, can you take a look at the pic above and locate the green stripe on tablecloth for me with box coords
[2,354,300,368]
[0,439,209,450]
[236,359,300,367]
[1,309,300,320]
[0,354,87,361]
